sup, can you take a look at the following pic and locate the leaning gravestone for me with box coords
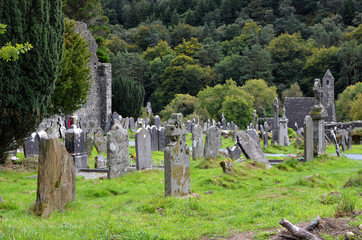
[226,143,241,160]
[107,124,129,178]
[23,132,40,159]
[150,125,159,151]
[192,124,204,159]
[35,138,75,218]
[246,128,260,147]
[135,127,152,170]
[304,115,314,161]
[65,116,89,169]
[330,130,341,157]
[94,128,107,153]
[164,113,191,196]
[236,131,271,168]
[204,125,222,159]
[158,127,167,151]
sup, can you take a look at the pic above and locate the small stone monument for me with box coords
[220,159,235,174]
[304,115,314,161]
[204,125,222,159]
[135,127,152,170]
[192,124,204,159]
[221,113,227,130]
[158,127,167,151]
[154,115,161,128]
[65,115,89,169]
[146,102,152,117]
[233,125,239,142]
[226,144,241,160]
[23,132,40,159]
[260,125,268,148]
[187,120,192,133]
[129,117,135,130]
[107,124,129,178]
[251,110,257,129]
[93,127,107,153]
[164,113,191,196]
[94,155,107,168]
[271,97,279,145]
[150,125,159,151]
[278,106,289,146]
[35,138,75,217]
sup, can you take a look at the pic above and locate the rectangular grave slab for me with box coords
[135,128,152,170]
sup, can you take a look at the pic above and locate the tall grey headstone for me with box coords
[187,120,192,133]
[107,124,129,178]
[304,115,314,161]
[154,115,161,129]
[164,113,191,196]
[260,125,268,148]
[271,97,279,145]
[65,115,89,169]
[236,131,271,168]
[149,125,159,151]
[246,128,260,147]
[278,107,289,146]
[204,125,222,159]
[221,114,227,130]
[192,124,204,159]
[135,128,152,170]
[158,127,167,151]
[23,132,40,159]
[129,117,135,130]
[339,129,347,152]
[85,134,94,156]
[233,125,239,142]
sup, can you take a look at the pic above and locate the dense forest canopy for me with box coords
[65,0,361,120]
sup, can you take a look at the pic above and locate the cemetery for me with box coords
[0,1,361,239]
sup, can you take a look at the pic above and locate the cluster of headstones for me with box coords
[329,127,353,157]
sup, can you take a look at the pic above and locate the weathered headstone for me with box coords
[93,128,107,153]
[339,129,347,152]
[107,124,129,178]
[330,129,341,157]
[187,120,192,133]
[23,133,40,159]
[233,125,239,142]
[135,127,152,170]
[278,107,289,146]
[154,115,161,129]
[304,115,314,161]
[146,102,152,117]
[251,110,256,129]
[221,113,227,130]
[231,121,235,130]
[204,125,222,159]
[35,138,75,218]
[85,134,94,156]
[158,127,167,151]
[260,125,268,148]
[271,97,279,145]
[104,113,112,133]
[129,117,135,130]
[94,155,107,168]
[192,124,204,159]
[164,113,191,196]
[220,159,235,174]
[226,144,241,160]
[149,125,159,151]
[65,115,89,169]
[246,128,260,146]
[236,131,271,168]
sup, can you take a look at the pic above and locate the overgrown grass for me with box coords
[0,153,361,239]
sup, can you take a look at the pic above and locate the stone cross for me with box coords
[271,97,279,145]
[310,101,327,156]
[164,113,191,196]
[192,124,204,159]
[107,124,129,178]
[135,127,152,170]
[278,106,289,146]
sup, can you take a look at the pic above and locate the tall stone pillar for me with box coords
[271,97,279,145]
[278,107,289,146]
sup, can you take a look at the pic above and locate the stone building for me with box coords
[74,22,112,134]
[285,70,336,130]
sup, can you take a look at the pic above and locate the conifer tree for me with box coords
[0,0,64,163]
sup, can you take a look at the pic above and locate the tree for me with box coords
[142,40,175,62]
[197,79,254,126]
[281,82,303,101]
[215,54,243,84]
[0,0,64,163]
[62,0,106,26]
[221,95,254,128]
[160,94,201,120]
[335,82,362,121]
[47,19,92,116]
[241,79,277,117]
[174,37,203,58]
[196,37,224,67]
[0,24,33,62]
[112,76,145,118]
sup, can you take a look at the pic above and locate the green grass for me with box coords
[326,143,362,154]
[1,153,361,239]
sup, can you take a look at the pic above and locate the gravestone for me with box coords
[231,121,235,130]
[260,125,268,148]
[129,117,135,130]
[233,125,239,142]
[192,124,204,159]
[146,102,152,117]
[65,115,89,169]
[95,155,107,168]
[217,122,221,129]
[149,125,159,151]
[220,159,235,174]
[251,110,256,129]
[271,97,279,145]
[221,113,227,130]
[246,128,260,146]
[85,134,94,156]
[204,122,208,132]
[107,124,129,178]
[158,127,167,151]
[154,115,161,128]
[104,113,112,133]
[330,129,341,157]
[93,128,107,153]
[23,132,40,159]
[226,144,241,160]
[338,129,347,152]
[304,115,314,161]
[278,107,289,146]
[204,125,222,159]
[164,113,190,196]
[145,118,149,127]
[35,138,75,218]
[187,120,192,133]
[295,122,301,145]
[236,131,271,168]
[122,117,129,130]
[135,128,152,170]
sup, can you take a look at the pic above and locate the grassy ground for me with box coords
[1,151,361,239]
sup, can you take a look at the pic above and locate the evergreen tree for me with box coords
[47,19,92,116]
[0,0,64,163]
[62,0,106,26]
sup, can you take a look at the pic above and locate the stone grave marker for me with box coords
[187,120,192,133]
[304,115,314,161]
[129,117,135,130]
[260,125,268,148]
[158,127,167,151]
[271,97,279,145]
[236,131,271,168]
[23,132,40,159]
[135,127,152,170]
[246,128,260,146]
[104,113,112,133]
[278,107,289,146]
[192,124,204,159]
[164,113,190,196]
[154,115,161,128]
[233,125,239,142]
[220,159,234,174]
[221,114,227,130]
[149,125,159,151]
[65,115,89,169]
[94,127,107,153]
[95,155,107,168]
[347,127,352,150]
[204,125,222,159]
[35,138,75,218]
[107,124,129,178]
[85,134,94,156]
[231,121,235,130]
[330,130,341,157]
[226,144,241,160]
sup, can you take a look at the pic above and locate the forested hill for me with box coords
[63,0,361,121]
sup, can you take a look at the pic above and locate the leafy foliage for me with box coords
[336,82,362,122]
